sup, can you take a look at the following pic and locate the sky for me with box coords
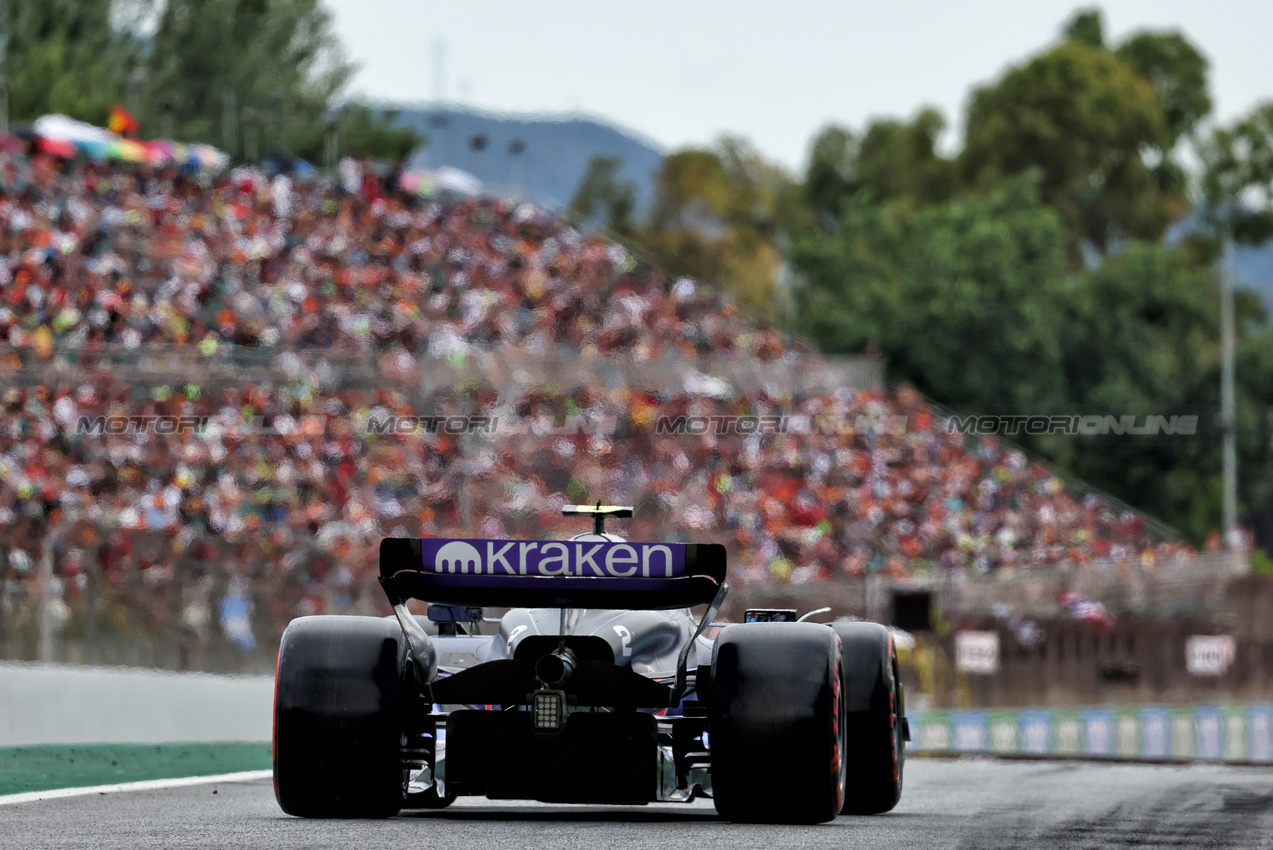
[325,0,1273,172]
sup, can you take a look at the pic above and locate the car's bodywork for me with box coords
[275,504,906,821]
[377,508,728,805]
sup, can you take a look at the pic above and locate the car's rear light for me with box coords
[532,690,565,731]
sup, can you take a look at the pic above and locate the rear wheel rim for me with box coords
[834,659,847,812]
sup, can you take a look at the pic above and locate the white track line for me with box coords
[0,769,272,806]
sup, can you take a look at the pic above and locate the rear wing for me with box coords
[379,537,727,610]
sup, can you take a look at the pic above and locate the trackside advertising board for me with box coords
[906,704,1273,762]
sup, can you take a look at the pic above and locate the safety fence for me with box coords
[735,566,1273,709]
[5,514,1257,679]
[0,528,377,675]
[906,703,1273,763]
[2,342,885,396]
[733,553,1252,622]
[931,553,1249,619]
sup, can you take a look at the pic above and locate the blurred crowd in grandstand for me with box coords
[0,150,791,361]
[0,148,1234,666]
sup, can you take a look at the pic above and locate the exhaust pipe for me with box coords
[535,647,578,687]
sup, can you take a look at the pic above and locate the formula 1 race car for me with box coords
[273,504,907,824]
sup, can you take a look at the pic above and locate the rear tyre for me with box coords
[833,621,904,815]
[710,622,846,824]
[274,616,407,818]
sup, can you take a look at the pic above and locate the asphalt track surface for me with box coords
[5,758,1273,849]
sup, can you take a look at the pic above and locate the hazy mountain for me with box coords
[389,104,664,213]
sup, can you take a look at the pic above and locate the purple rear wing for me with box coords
[379,537,727,609]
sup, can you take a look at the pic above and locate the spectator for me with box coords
[0,149,1203,670]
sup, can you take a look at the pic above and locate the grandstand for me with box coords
[0,145,1211,678]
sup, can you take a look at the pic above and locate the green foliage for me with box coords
[715,135,808,241]
[568,155,638,236]
[1252,550,1273,576]
[794,175,1070,410]
[144,0,350,158]
[647,148,732,233]
[1199,102,1273,245]
[802,109,957,230]
[803,124,858,227]
[1115,31,1212,145]
[3,0,142,125]
[1059,243,1216,410]
[328,105,422,164]
[1063,8,1106,49]
[640,138,803,312]
[3,0,418,163]
[856,108,958,211]
[1063,7,1213,146]
[962,39,1181,260]
[1045,244,1226,537]
[793,161,1273,544]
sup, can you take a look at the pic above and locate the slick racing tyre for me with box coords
[710,622,846,824]
[833,621,904,814]
[274,616,407,818]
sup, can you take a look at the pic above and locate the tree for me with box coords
[1048,243,1273,543]
[1196,101,1273,545]
[3,0,142,125]
[646,148,732,234]
[714,135,807,241]
[802,109,956,229]
[961,39,1180,261]
[1115,31,1212,146]
[1,0,417,163]
[855,108,957,211]
[789,9,1270,546]
[568,155,638,237]
[794,174,1273,544]
[803,124,858,228]
[144,0,349,158]
[330,104,422,165]
[641,148,731,286]
[794,175,1070,410]
[641,138,802,311]
[1200,102,1273,246]
[1063,8,1105,49]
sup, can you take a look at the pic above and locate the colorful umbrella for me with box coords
[189,144,228,170]
[37,137,76,158]
[116,139,148,163]
[79,139,111,161]
[143,140,173,166]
